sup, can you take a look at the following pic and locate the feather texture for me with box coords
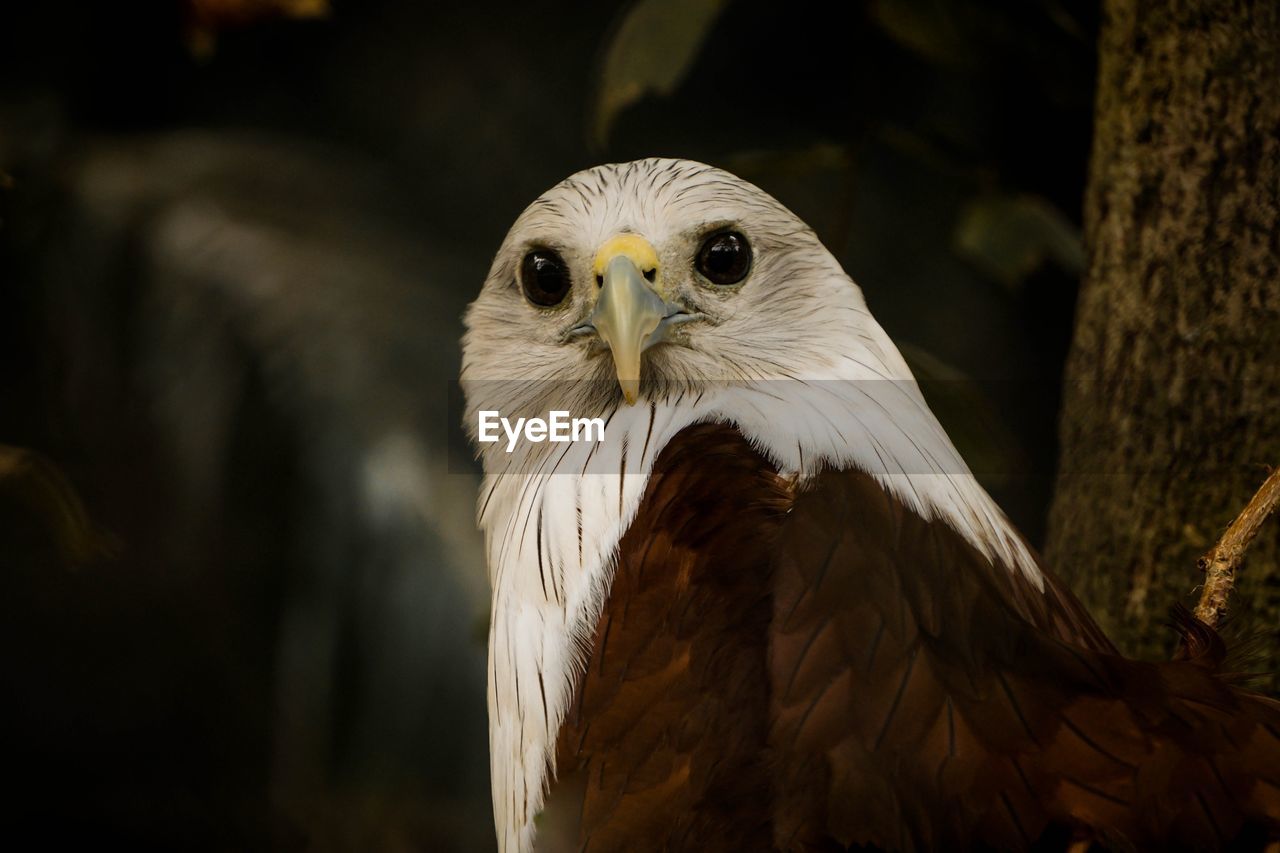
[545,423,1280,851]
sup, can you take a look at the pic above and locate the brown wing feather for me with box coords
[546,423,793,852]
[772,461,1280,851]
[546,424,1280,851]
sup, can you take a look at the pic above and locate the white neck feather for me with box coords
[473,327,1039,852]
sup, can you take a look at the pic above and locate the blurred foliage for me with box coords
[592,0,728,148]
[869,0,1088,69]
[0,445,110,566]
[725,143,853,179]
[871,0,984,68]
[953,192,1084,290]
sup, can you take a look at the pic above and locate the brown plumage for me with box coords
[544,423,1280,851]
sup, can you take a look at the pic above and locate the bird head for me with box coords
[461,158,874,426]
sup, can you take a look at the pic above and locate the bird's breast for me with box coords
[541,423,793,852]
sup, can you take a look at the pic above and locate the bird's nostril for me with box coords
[595,274,604,288]
[643,268,657,283]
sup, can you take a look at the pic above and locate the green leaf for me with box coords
[591,0,729,148]
[952,193,1084,290]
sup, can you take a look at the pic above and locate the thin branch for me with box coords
[1193,466,1280,629]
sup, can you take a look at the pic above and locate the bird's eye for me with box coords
[520,249,572,307]
[695,231,752,285]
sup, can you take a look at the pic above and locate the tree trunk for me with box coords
[1046,0,1280,682]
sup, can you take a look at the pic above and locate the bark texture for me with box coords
[1047,0,1280,680]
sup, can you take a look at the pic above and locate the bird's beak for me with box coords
[587,236,672,405]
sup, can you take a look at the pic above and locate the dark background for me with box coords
[0,1,1097,849]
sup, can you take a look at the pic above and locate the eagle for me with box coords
[460,158,1280,852]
